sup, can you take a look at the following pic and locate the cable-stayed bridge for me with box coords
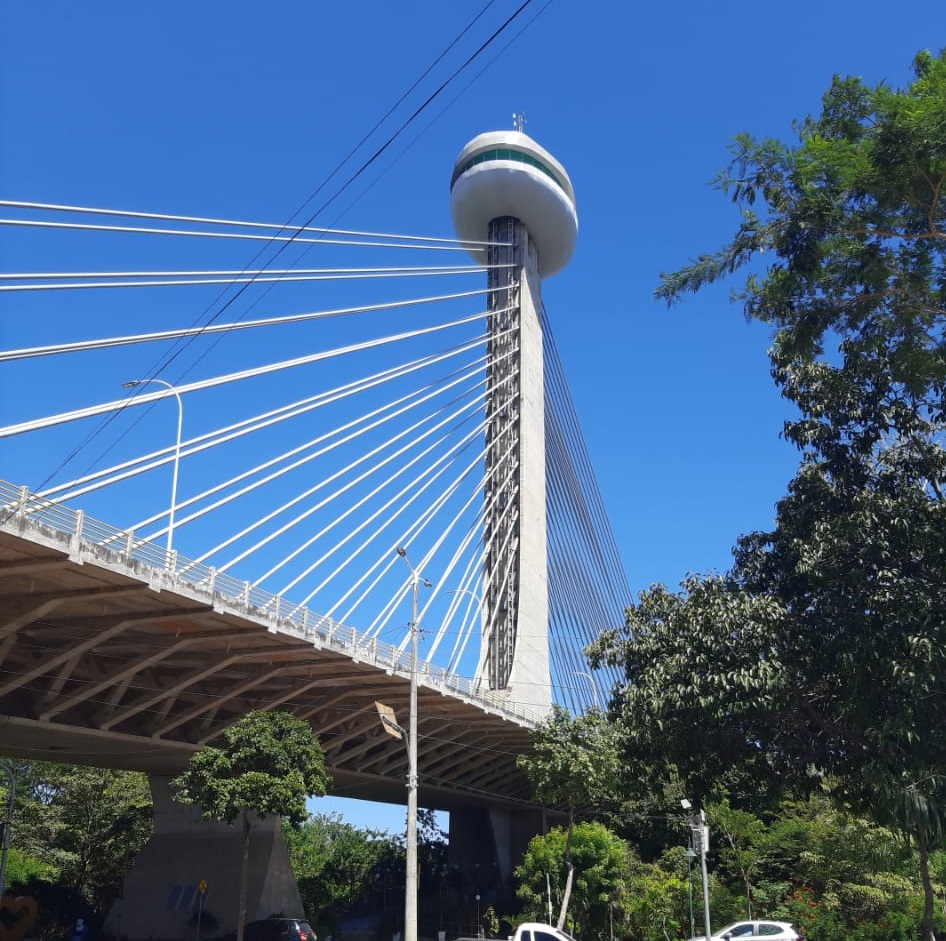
[0,131,631,935]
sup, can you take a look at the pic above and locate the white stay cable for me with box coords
[45,332,495,503]
[277,426,486,644]
[440,543,487,669]
[0,289,496,362]
[445,448,521,672]
[412,399,521,663]
[389,453,496,656]
[345,443,487,642]
[423,432,520,671]
[328,370,518,635]
[197,380,487,573]
[262,402,488,596]
[0,217,475,253]
[0,311,488,438]
[0,199,503,248]
[364,376,517,649]
[140,337,514,550]
[114,335,513,550]
[360,428,516,654]
[0,265,495,293]
[470,513,521,685]
[141,360,488,546]
[323,455,487,635]
[418,510,485,663]
[305,416,491,626]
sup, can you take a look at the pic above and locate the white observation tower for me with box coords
[449,128,578,717]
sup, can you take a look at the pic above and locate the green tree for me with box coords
[621,854,687,941]
[284,813,396,935]
[173,711,329,941]
[709,797,770,920]
[515,821,627,940]
[3,761,152,938]
[594,49,946,941]
[14,763,151,903]
[517,707,621,928]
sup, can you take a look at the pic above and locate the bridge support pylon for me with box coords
[450,129,578,718]
[480,217,551,717]
[105,776,303,941]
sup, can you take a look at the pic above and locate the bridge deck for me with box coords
[0,485,538,810]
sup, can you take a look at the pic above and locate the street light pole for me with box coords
[0,759,19,901]
[572,670,601,709]
[122,378,183,558]
[397,547,430,941]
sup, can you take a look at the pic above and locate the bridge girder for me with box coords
[0,521,538,812]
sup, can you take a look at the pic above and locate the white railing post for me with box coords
[71,510,84,554]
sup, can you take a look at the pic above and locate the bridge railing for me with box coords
[0,479,541,727]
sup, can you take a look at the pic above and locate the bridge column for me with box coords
[105,775,303,941]
[448,805,547,910]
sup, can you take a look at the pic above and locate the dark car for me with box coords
[239,919,317,941]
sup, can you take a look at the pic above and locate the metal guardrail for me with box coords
[0,479,539,727]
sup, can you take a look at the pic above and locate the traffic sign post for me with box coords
[196,879,208,941]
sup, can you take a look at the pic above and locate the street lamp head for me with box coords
[122,380,141,388]
[680,798,692,811]
[397,546,407,558]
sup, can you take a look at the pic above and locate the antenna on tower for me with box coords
[512,112,526,133]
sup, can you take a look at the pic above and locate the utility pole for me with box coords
[396,547,430,941]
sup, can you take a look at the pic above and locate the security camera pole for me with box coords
[682,800,712,941]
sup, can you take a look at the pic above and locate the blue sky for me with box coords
[2,1,941,831]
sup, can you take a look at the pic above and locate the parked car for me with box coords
[506,924,579,941]
[688,921,803,941]
[236,918,317,941]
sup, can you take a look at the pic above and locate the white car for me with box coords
[688,921,804,941]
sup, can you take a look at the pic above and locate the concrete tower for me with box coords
[449,129,577,717]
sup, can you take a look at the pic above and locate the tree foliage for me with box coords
[284,813,396,935]
[173,711,329,941]
[173,711,329,827]
[518,707,621,819]
[5,761,152,939]
[592,49,946,941]
[515,821,627,939]
[518,707,621,926]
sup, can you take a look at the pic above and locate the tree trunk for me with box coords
[236,812,251,941]
[556,863,574,931]
[556,810,574,930]
[918,826,935,941]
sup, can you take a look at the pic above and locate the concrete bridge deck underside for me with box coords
[0,520,537,813]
